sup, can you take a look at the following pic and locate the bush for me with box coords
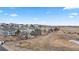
[15,29,20,35]
[54,27,59,32]
[48,28,53,33]
[77,33,79,35]
[30,28,41,36]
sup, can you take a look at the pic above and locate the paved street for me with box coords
[0,45,8,51]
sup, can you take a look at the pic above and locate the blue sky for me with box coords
[0,7,79,25]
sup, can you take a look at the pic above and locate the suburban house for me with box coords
[0,29,17,36]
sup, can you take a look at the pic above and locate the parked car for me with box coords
[0,41,5,45]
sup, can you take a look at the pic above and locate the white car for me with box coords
[0,41,5,45]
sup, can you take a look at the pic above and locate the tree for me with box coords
[43,29,46,33]
[48,28,53,33]
[15,29,20,36]
[35,28,41,35]
[54,27,59,32]
[30,28,41,37]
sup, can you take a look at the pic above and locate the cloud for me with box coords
[10,13,18,17]
[69,12,78,18]
[69,15,74,18]
[63,7,79,10]
[8,18,14,20]
[71,13,78,16]
[1,18,14,22]
[0,10,3,13]
[33,17,39,20]
[4,13,8,16]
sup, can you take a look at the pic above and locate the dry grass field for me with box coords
[15,33,79,51]
[1,26,79,51]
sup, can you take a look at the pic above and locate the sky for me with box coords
[0,7,79,25]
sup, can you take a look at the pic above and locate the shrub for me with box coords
[30,28,41,36]
[54,27,59,32]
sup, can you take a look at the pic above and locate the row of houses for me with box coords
[0,23,59,40]
[0,29,17,36]
[0,23,42,36]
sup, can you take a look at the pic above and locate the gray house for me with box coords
[0,29,17,36]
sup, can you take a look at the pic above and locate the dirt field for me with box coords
[2,26,79,51]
